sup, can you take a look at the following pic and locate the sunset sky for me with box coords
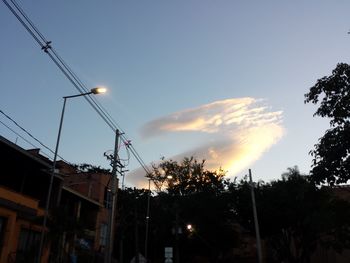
[1,1,350,187]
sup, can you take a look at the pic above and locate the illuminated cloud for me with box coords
[129,97,284,187]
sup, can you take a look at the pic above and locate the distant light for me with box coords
[187,224,192,230]
[91,87,107,94]
[167,175,173,179]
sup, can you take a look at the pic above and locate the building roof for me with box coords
[0,135,62,180]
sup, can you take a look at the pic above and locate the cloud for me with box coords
[128,97,284,187]
[142,98,254,137]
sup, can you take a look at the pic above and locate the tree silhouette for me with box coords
[149,157,228,196]
[305,63,350,185]
[231,167,350,263]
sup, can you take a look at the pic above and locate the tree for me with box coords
[73,163,111,174]
[231,167,350,263]
[115,187,150,263]
[305,63,350,185]
[144,157,238,262]
[149,157,228,196]
[118,159,350,263]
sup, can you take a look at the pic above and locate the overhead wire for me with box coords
[2,0,44,48]
[0,109,69,162]
[48,47,121,130]
[9,0,48,43]
[3,0,152,177]
[0,110,70,163]
[3,0,116,131]
[0,119,53,160]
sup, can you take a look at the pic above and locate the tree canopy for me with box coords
[230,167,350,263]
[305,63,350,185]
[148,157,228,196]
[114,158,350,263]
[73,163,111,174]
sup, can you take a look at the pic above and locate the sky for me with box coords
[1,0,350,187]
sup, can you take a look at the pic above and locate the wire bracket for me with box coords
[41,41,52,53]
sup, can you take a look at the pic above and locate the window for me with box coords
[16,228,40,263]
[100,223,108,247]
[104,187,112,208]
[0,217,7,254]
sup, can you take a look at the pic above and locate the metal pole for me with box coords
[105,129,120,263]
[144,178,151,261]
[175,208,180,263]
[134,196,140,263]
[37,97,67,263]
[249,169,263,263]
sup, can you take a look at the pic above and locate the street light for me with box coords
[144,177,152,262]
[37,87,106,263]
[144,172,173,262]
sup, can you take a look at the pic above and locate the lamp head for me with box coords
[91,87,107,94]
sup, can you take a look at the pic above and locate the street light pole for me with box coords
[249,169,263,263]
[37,87,106,263]
[144,178,151,261]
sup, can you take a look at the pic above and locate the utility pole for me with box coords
[134,194,140,263]
[144,178,151,262]
[105,129,120,263]
[249,169,263,263]
[174,202,180,263]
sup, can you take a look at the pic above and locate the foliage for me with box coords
[115,159,350,263]
[149,157,229,195]
[73,163,111,174]
[115,187,150,262]
[305,63,350,185]
[116,157,237,262]
[231,167,350,263]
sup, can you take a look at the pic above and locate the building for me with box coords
[0,136,62,263]
[0,136,114,263]
[55,161,112,262]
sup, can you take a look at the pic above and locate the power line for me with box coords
[2,0,44,48]
[3,0,152,177]
[9,0,48,43]
[2,0,116,130]
[0,119,53,160]
[0,109,69,162]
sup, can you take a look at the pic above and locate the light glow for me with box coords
[91,86,107,94]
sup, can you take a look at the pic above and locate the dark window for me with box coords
[104,187,112,208]
[0,217,7,254]
[100,223,108,247]
[16,228,40,263]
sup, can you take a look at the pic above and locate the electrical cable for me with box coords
[49,48,120,130]
[9,0,48,43]
[2,0,44,48]
[0,109,69,162]
[3,0,152,178]
[4,0,117,131]
[0,119,53,160]
[45,51,116,130]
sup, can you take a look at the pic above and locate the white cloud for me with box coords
[128,97,284,187]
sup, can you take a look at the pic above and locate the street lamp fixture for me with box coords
[64,87,107,99]
[91,86,107,94]
[37,87,106,263]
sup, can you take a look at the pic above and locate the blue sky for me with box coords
[1,0,350,187]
